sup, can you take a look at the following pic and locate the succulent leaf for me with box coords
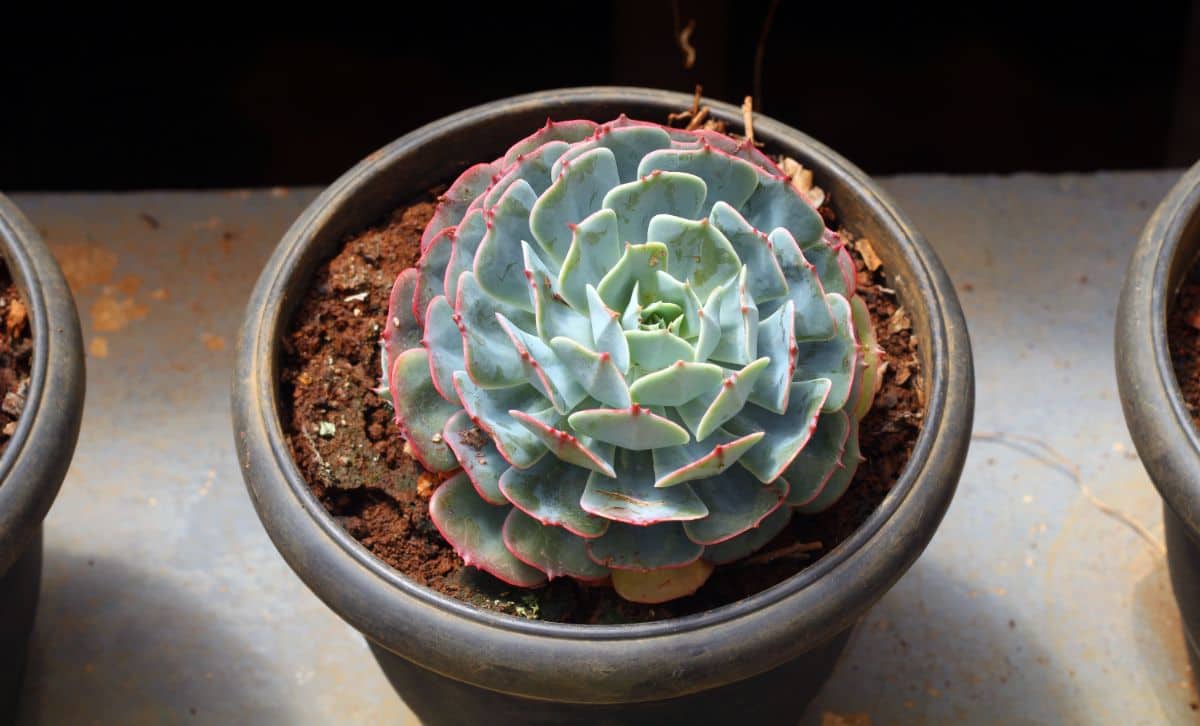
[414,228,453,324]
[741,174,824,247]
[624,328,695,372]
[709,202,789,302]
[496,313,587,413]
[637,145,759,213]
[389,349,459,472]
[558,209,622,311]
[502,119,598,167]
[646,215,741,301]
[422,162,502,250]
[652,425,765,488]
[385,116,884,601]
[611,560,714,603]
[552,124,672,183]
[801,238,849,297]
[682,356,770,440]
[452,373,548,469]
[444,208,487,304]
[724,379,832,482]
[585,284,630,373]
[849,294,884,420]
[457,272,531,388]
[602,172,706,244]
[703,504,792,565]
[498,456,609,538]
[683,466,789,545]
[586,521,704,570]
[530,147,621,263]
[548,336,631,408]
[597,242,670,310]
[485,141,569,208]
[794,294,857,413]
[422,295,465,406]
[509,409,617,477]
[502,509,611,582]
[708,266,759,364]
[768,228,836,342]
[628,360,724,407]
[568,405,690,450]
[794,412,864,514]
[429,473,546,587]
[474,179,540,310]
[444,410,508,504]
[784,411,851,507]
[749,300,797,414]
[581,449,707,525]
[384,269,423,366]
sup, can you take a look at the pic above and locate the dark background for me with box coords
[3,2,1199,191]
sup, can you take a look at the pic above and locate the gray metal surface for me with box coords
[8,172,1194,724]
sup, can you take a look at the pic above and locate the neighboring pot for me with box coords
[0,195,85,719]
[1116,161,1200,661]
[233,87,973,724]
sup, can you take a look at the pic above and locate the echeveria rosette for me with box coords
[382,116,883,604]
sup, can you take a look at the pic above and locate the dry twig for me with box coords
[753,0,781,111]
[742,96,757,145]
[671,0,697,70]
[668,85,705,126]
[741,540,823,566]
[972,431,1165,555]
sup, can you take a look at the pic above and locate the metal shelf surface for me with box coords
[10,171,1195,724]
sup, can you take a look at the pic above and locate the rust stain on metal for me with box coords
[202,333,227,352]
[90,294,149,333]
[50,244,118,294]
[115,275,142,297]
[88,337,109,359]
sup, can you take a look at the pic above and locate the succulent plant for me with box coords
[382,116,883,604]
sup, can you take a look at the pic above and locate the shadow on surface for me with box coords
[1131,554,1200,719]
[16,551,303,724]
[803,558,1078,723]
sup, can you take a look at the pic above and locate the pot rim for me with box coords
[0,194,85,573]
[1116,162,1200,534]
[233,86,973,703]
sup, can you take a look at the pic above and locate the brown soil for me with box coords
[0,264,32,455]
[280,189,923,624]
[1170,260,1200,426]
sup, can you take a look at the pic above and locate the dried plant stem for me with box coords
[972,431,1165,556]
[753,0,780,111]
[741,540,823,566]
[671,0,697,70]
[742,96,756,145]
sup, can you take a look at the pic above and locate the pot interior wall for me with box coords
[1167,202,1200,312]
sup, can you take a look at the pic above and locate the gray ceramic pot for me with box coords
[1116,161,1200,662]
[0,195,85,719]
[233,87,973,724]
